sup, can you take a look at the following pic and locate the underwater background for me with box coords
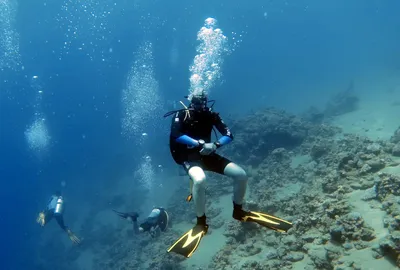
[1,0,400,269]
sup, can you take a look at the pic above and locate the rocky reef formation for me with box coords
[324,81,359,117]
[390,127,400,144]
[226,108,340,166]
[301,82,360,124]
[204,108,400,269]
[373,173,400,265]
[390,127,400,156]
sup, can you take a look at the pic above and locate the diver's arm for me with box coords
[213,113,233,148]
[176,135,199,147]
[37,209,51,227]
[171,112,199,147]
[150,225,161,238]
[133,220,140,234]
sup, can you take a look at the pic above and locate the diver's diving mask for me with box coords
[190,95,208,111]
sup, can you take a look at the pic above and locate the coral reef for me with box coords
[301,106,325,124]
[392,143,400,157]
[208,107,399,269]
[227,108,312,166]
[375,173,400,265]
[329,212,375,243]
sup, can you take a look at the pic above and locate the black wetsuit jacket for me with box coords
[169,108,233,164]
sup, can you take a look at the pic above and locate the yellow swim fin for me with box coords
[239,211,293,233]
[167,224,208,258]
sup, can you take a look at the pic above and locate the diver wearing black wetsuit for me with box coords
[164,93,292,258]
[113,207,169,238]
[36,192,81,244]
[165,93,293,258]
[168,92,248,228]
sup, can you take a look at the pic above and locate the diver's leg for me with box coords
[223,162,248,206]
[55,215,67,231]
[187,166,207,219]
[201,155,248,206]
[222,162,292,231]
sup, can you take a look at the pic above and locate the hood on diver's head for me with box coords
[190,92,208,111]
[54,191,61,197]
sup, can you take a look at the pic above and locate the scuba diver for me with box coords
[164,91,293,258]
[113,207,169,237]
[36,192,81,245]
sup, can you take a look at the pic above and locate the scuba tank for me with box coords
[54,196,64,215]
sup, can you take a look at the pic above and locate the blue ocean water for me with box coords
[0,0,399,269]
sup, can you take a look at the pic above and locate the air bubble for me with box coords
[121,41,162,144]
[188,18,229,99]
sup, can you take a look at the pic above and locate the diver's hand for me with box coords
[149,228,156,238]
[149,226,160,238]
[66,229,81,245]
[200,143,216,155]
[36,212,46,227]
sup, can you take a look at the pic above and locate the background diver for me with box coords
[113,207,170,237]
[36,191,81,245]
[165,91,293,257]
